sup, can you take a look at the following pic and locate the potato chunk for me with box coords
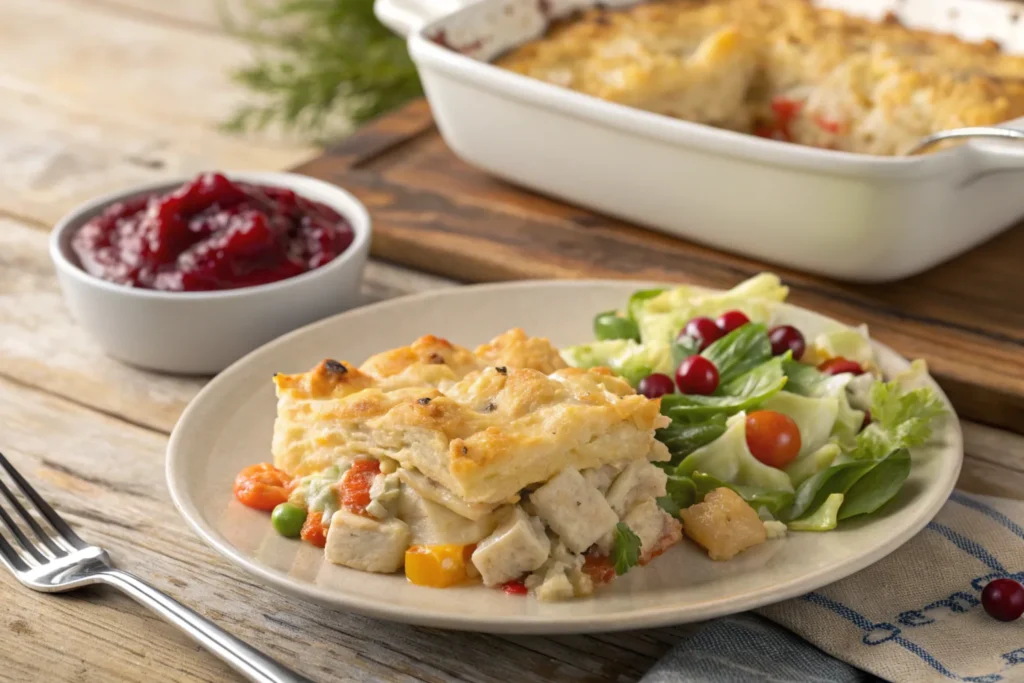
[680,488,766,561]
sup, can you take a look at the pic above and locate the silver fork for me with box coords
[0,451,314,683]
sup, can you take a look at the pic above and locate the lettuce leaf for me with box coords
[631,274,788,344]
[560,339,673,386]
[677,412,795,493]
[849,368,946,461]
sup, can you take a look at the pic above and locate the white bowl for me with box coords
[49,171,372,375]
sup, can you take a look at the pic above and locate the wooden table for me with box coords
[2,2,1022,681]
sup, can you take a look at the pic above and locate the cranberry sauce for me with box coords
[72,172,354,292]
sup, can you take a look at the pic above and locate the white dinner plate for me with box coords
[166,280,963,634]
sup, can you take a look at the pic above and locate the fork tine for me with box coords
[0,477,66,557]
[0,503,46,563]
[0,452,86,550]
[0,530,29,573]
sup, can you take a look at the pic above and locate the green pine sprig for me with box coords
[223,0,423,142]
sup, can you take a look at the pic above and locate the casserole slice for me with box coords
[259,329,681,600]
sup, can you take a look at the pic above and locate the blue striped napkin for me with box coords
[643,492,1024,683]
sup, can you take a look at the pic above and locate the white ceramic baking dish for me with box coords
[376,0,1024,282]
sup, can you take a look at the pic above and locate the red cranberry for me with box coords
[716,310,750,334]
[502,580,528,596]
[676,356,720,395]
[638,373,675,399]
[862,411,872,429]
[680,317,724,351]
[818,357,865,376]
[982,579,1024,621]
[768,325,806,360]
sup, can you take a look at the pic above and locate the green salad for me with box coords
[562,274,947,532]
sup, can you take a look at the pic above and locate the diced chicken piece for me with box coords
[325,510,411,573]
[535,570,575,602]
[621,499,682,564]
[397,485,498,546]
[605,461,668,517]
[525,542,593,602]
[529,467,619,553]
[681,488,767,561]
[581,464,621,496]
[471,506,551,586]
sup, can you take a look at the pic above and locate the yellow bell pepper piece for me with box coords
[404,544,474,588]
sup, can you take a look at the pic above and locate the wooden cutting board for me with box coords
[293,99,1024,435]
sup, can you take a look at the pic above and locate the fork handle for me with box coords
[97,569,315,683]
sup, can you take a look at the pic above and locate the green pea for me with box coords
[271,502,307,538]
[593,311,640,341]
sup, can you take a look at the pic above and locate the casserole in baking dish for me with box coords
[378,0,1024,281]
[497,0,1024,155]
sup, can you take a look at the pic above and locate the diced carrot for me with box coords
[405,544,474,588]
[233,463,292,511]
[582,551,616,585]
[300,510,328,548]
[337,459,381,516]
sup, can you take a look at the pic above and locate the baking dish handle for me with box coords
[964,124,1024,173]
[375,0,474,36]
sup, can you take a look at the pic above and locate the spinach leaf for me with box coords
[656,414,729,463]
[661,356,788,419]
[837,448,911,520]
[786,458,876,521]
[701,323,772,385]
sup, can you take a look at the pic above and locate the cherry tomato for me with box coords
[638,373,675,399]
[300,510,328,548]
[818,357,865,376]
[675,356,719,395]
[233,463,293,511]
[337,459,381,516]
[680,317,724,352]
[715,310,750,334]
[768,325,806,360]
[745,410,802,468]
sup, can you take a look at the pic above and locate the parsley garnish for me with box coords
[612,523,642,576]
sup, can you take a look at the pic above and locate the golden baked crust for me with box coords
[473,327,568,375]
[271,330,667,503]
[496,0,1024,154]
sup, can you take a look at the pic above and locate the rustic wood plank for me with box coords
[69,0,244,31]
[0,216,455,433]
[0,88,316,227]
[0,0,317,155]
[292,102,1024,435]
